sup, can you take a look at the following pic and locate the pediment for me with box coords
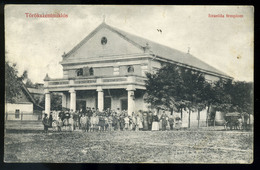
[62,23,144,62]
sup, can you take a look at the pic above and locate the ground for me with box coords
[4,121,253,163]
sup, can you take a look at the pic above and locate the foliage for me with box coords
[5,61,23,103]
[50,93,62,111]
[145,64,184,112]
[210,80,232,113]
[35,93,62,111]
[227,81,253,114]
[144,63,253,127]
[209,80,253,114]
[145,64,208,115]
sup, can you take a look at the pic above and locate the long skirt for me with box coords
[152,122,159,131]
[139,122,143,129]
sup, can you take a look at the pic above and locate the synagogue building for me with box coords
[43,21,232,127]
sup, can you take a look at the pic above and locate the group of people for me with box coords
[42,107,182,133]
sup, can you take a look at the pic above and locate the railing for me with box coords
[102,78,127,82]
[46,76,146,87]
[75,79,97,84]
[49,81,69,85]
[136,77,146,83]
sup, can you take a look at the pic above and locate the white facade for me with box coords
[5,103,38,120]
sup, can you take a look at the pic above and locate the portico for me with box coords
[44,75,146,115]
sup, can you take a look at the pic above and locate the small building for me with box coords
[5,83,44,121]
[43,21,232,127]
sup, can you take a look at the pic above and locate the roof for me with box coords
[27,87,44,94]
[21,83,44,110]
[65,22,231,78]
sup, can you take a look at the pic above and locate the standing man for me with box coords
[147,111,153,130]
[49,113,53,128]
[42,113,49,133]
[73,110,79,130]
[142,112,149,131]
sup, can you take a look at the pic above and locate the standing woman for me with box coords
[161,112,168,131]
[152,112,159,131]
[136,114,141,131]
[138,112,143,131]
[132,114,137,131]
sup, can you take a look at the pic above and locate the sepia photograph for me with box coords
[4,5,253,163]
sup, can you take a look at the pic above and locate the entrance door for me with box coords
[121,99,128,111]
[104,97,111,111]
[76,100,86,112]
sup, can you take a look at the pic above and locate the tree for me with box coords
[40,93,62,111]
[51,93,62,110]
[206,79,232,126]
[203,82,214,127]
[229,81,253,114]
[5,61,24,103]
[145,63,208,128]
[180,69,207,128]
[145,64,186,114]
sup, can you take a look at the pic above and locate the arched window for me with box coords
[77,68,83,76]
[89,67,94,76]
[127,66,134,73]
[101,37,107,45]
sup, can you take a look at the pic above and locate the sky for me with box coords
[5,5,254,83]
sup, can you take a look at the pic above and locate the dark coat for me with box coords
[42,117,49,127]
[152,115,159,122]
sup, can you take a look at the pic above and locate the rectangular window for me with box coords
[104,97,112,111]
[121,99,128,111]
[15,109,20,118]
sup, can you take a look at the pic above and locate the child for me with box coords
[80,114,87,132]
[124,116,129,130]
[57,117,63,132]
[168,115,175,130]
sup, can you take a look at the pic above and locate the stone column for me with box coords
[69,88,76,112]
[97,86,104,111]
[127,85,136,116]
[62,93,67,109]
[44,89,51,116]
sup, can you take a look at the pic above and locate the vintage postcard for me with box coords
[4,5,253,163]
